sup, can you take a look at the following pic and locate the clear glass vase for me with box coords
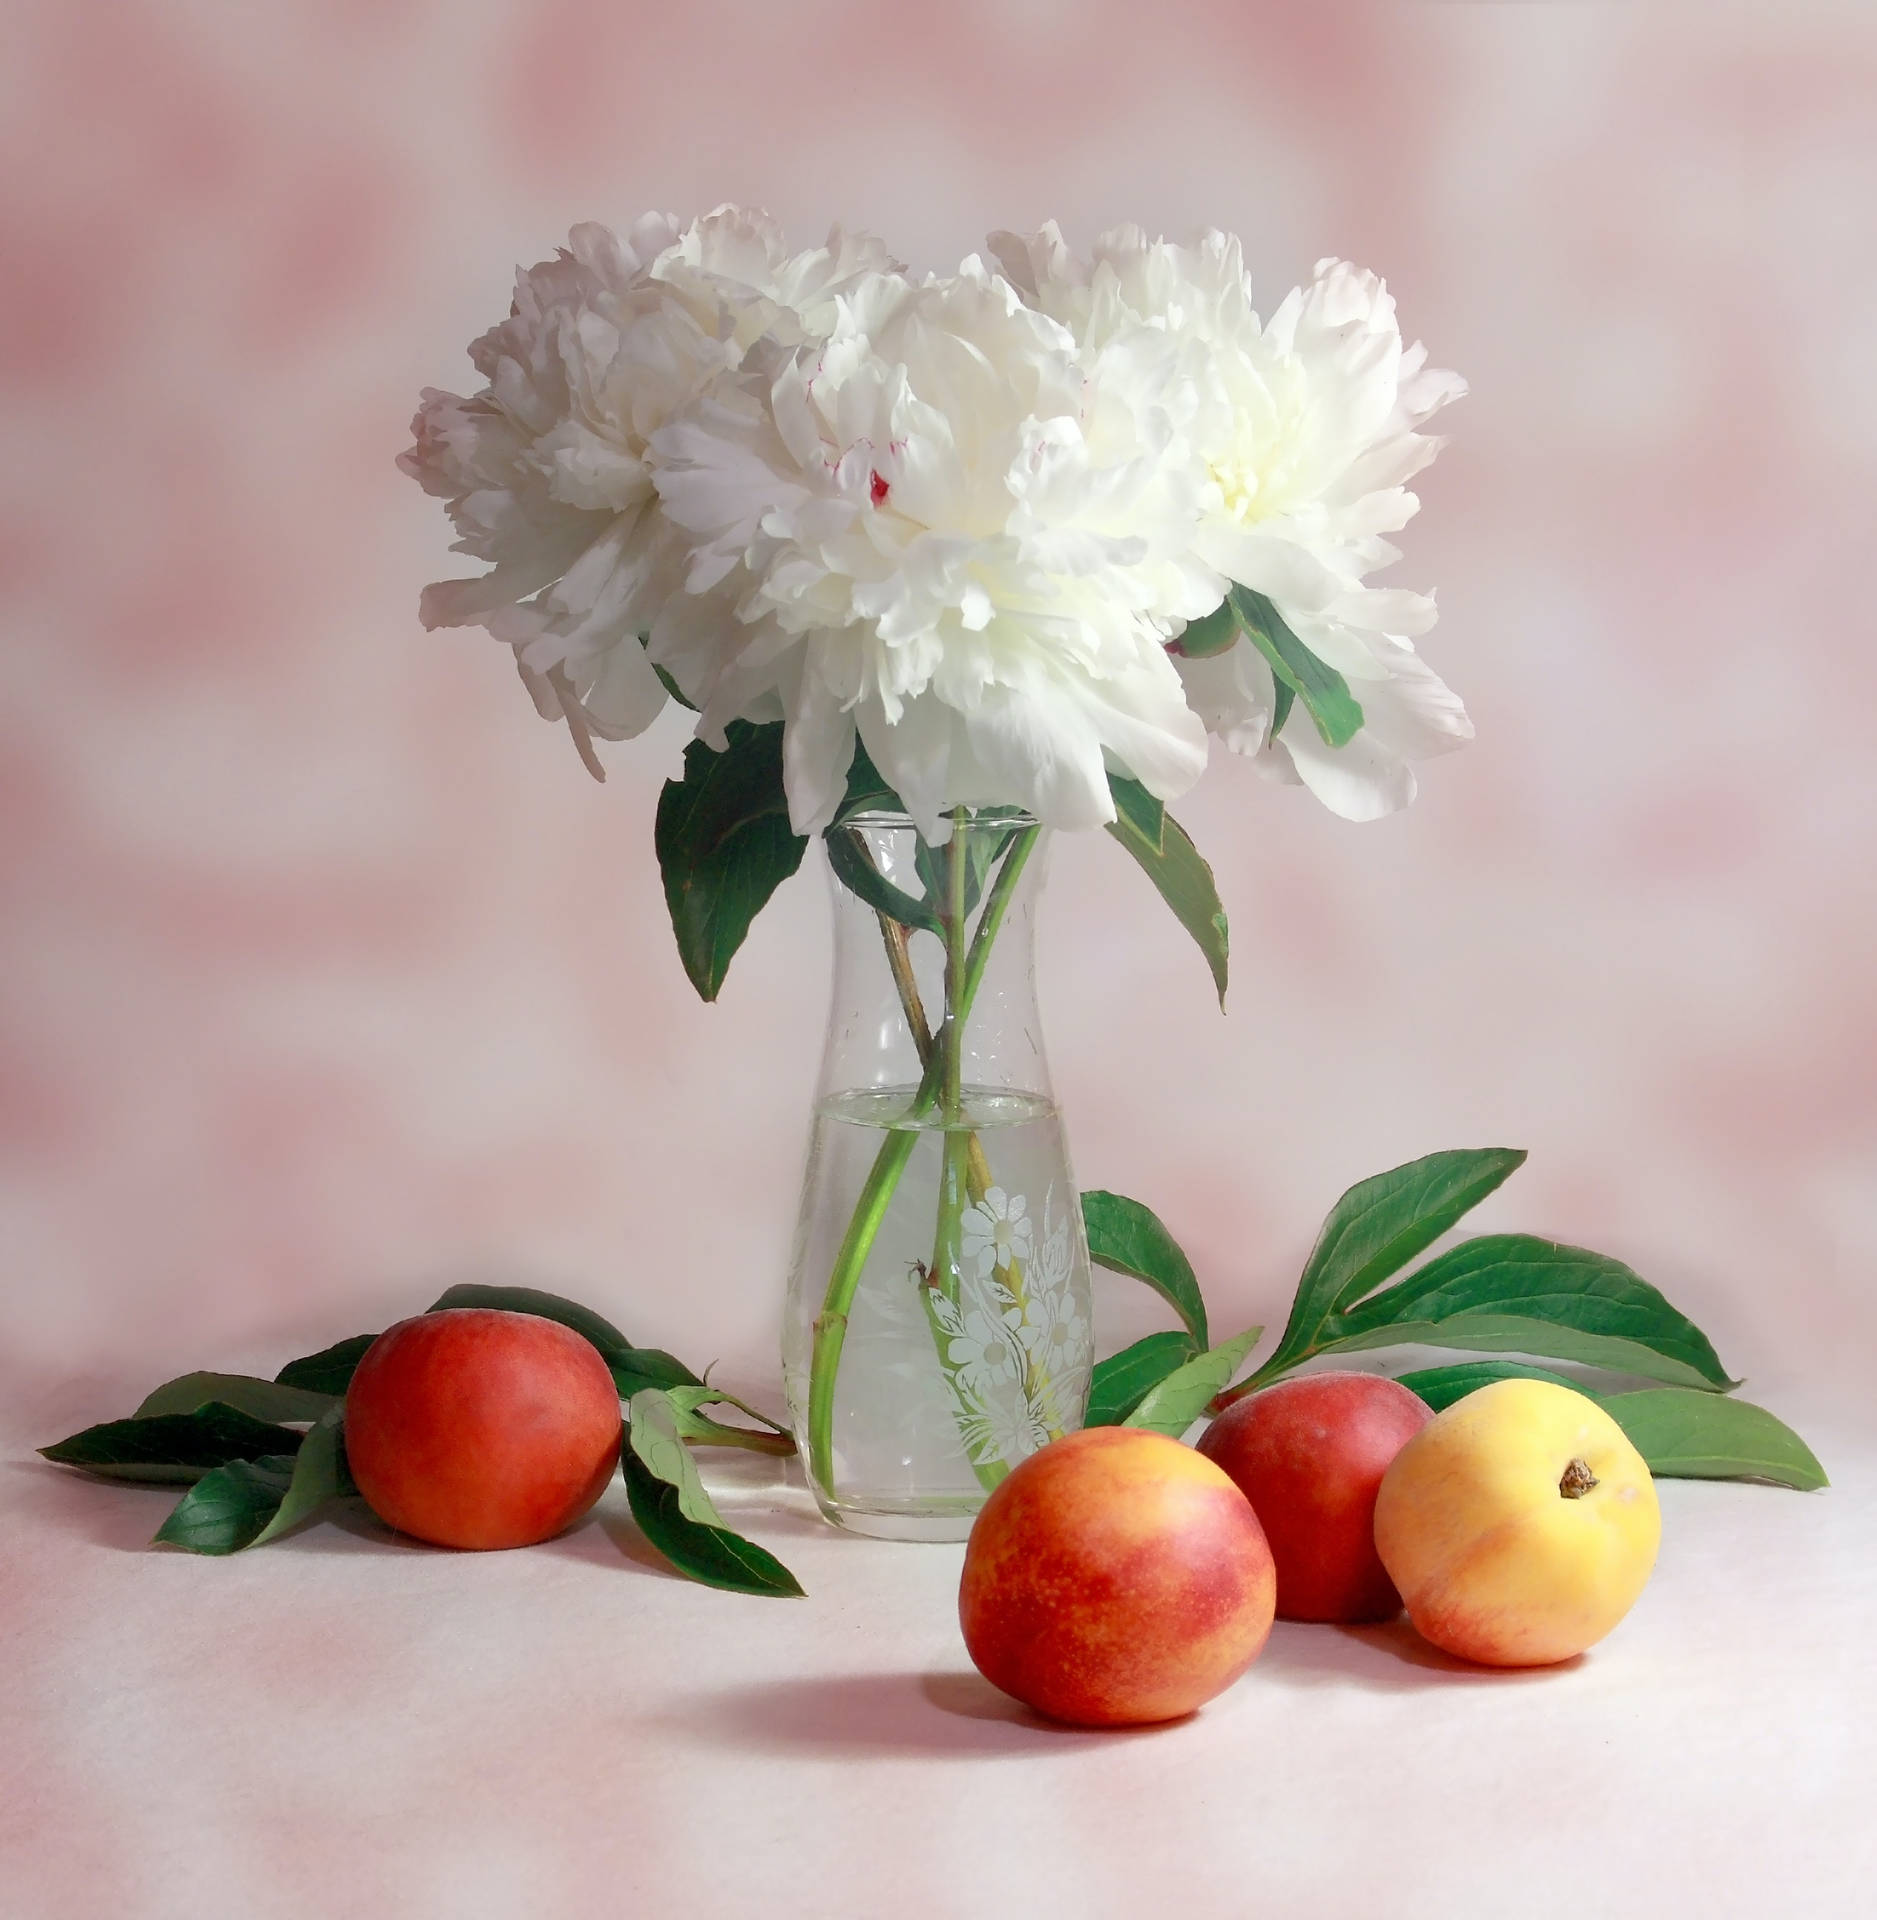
[781,810,1093,1540]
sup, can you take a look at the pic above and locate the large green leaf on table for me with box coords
[134,1372,336,1423]
[247,1405,357,1545]
[425,1283,703,1398]
[664,1385,796,1457]
[1316,1234,1739,1391]
[1605,1389,1828,1490]
[826,826,941,934]
[1232,1149,1529,1401]
[1081,1191,1209,1348]
[1123,1327,1262,1439]
[655,720,808,1001]
[40,1404,306,1485]
[1228,586,1364,749]
[621,1392,804,1597]
[1085,1332,1199,1427]
[153,1455,299,1554]
[276,1334,378,1396]
[151,1406,359,1553]
[1395,1360,1587,1412]
[1104,775,1228,1006]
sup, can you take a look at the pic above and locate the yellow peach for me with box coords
[1373,1378,1660,1666]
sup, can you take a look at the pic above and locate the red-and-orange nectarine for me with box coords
[959,1426,1275,1726]
[345,1309,622,1550]
[1196,1369,1432,1622]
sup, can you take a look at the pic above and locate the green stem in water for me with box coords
[806,822,1042,1494]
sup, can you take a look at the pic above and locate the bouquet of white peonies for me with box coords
[401,206,1466,857]
[400,206,1470,1527]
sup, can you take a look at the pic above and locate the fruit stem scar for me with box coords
[1559,1456,1598,1499]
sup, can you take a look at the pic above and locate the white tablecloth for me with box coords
[4,1378,1871,1920]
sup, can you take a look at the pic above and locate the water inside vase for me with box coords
[782,1083,1092,1542]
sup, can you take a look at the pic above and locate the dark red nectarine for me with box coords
[1196,1370,1432,1622]
[959,1426,1275,1726]
[345,1309,622,1550]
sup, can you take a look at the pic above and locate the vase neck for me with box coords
[815,813,1053,1110]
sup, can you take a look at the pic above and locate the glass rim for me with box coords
[834,807,1042,832]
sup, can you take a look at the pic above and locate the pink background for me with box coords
[4,1,1874,1427]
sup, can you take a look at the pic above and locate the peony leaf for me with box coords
[153,1455,300,1554]
[1081,1190,1209,1347]
[655,720,808,1002]
[1175,599,1241,660]
[40,1404,306,1485]
[1105,772,1166,855]
[1103,780,1228,1006]
[1395,1359,1588,1412]
[1228,586,1364,749]
[1268,676,1295,742]
[275,1334,378,1396]
[134,1372,336,1423]
[826,826,942,934]
[826,736,904,826]
[1603,1389,1827,1490]
[1085,1331,1199,1427]
[1317,1234,1739,1391]
[249,1405,357,1545]
[1123,1326,1262,1438]
[1224,1148,1529,1405]
[622,1392,804,1596]
[424,1282,703,1398]
[665,1384,796,1456]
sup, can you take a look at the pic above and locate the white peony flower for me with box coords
[648,261,1211,839]
[399,207,896,777]
[990,224,1470,820]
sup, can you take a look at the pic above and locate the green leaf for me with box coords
[827,736,904,827]
[1081,1191,1209,1348]
[249,1406,357,1545]
[646,645,698,712]
[1318,1234,1739,1391]
[825,826,942,933]
[426,1283,705,1398]
[39,1403,306,1485]
[1605,1389,1828,1490]
[621,1392,804,1596]
[1175,599,1240,660]
[1240,1149,1529,1397]
[275,1333,377,1396]
[1105,772,1166,855]
[1085,1332,1199,1427]
[609,1350,707,1397]
[1395,1360,1588,1412]
[1123,1326,1262,1438]
[655,720,808,1002]
[134,1373,336,1423]
[665,1385,796,1456]
[1103,783,1228,1006]
[1268,676,1295,743]
[426,1282,635,1356]
[154,1455,299,1554]
[1229,586,1364,749]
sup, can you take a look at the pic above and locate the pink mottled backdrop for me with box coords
[3,1,1874,1424]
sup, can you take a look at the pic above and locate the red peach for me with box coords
[345,1309,622,1550]
[1197,1371,1433,1622]
[958,1426,1276,1726]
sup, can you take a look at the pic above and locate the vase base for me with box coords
[815,1494,985,1543]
